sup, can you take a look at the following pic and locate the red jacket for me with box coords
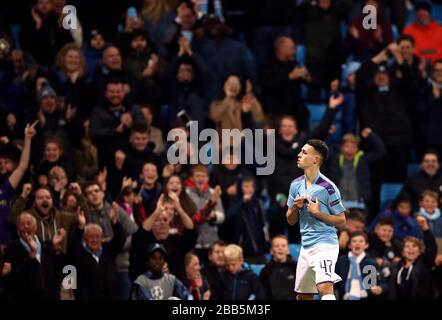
[403,21,442,63]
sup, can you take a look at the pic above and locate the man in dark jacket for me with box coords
[90,79,146,168]
[260,36,311,131]
[357,43,415,184]
[260,235,296,300]
[2,212,66,300]
[68,209,125,300]
[400,150,442,211]
[201,240,226,301]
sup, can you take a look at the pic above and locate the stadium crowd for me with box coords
[0,0,442,300]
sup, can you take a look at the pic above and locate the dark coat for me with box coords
[67,222,125,300]
[221,267,266,300]
[400,170,442,211]
[259,258,297,300]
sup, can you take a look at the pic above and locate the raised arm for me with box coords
[8,121,38,189]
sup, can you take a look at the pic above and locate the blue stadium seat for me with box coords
[249,264,265,276]
[380,183,403,211]
[289,243,301,261]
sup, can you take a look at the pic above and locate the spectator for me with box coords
[260,36,311,131]
[2,212,66,299]
[90,78,146,167]
[132,243,190,300]
[398,35,427,85]
[0,122,36,247]
[328,128,386,210]
[181,251,211,300]
[227,176,267,263]
[210,75,263,135]
[20,0,73,66]
[221,244,265,300]
[370,195,421,241]
[136,162,162,221]
[185,165,224,261]
[51,43,93,120]
[416,190,442,238]
[416,60,442,159]
[201,239,226,301]
[368,218,402,268]
[10,185,84,253]
[403,0,442,63]
[339,209,367,254]
[260,235,297,300]
[357,43,415,184]
[400,150,442,211]
[165,40,210,130]
[123,31,165,106]
[139,104,165,155]
[197,15,255,100]
[388,216,437,299]
[129,204,196,280]
[346,0,393,60]
[68,211,126,300]
[112,124,161,191]
[335,232,387,300]
[300,0,348,103]
[82,29,106,79]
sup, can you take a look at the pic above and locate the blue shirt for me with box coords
[287,172,346,249]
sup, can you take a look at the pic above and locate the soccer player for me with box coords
[286,139,346,300]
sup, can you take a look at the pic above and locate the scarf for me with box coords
[418,207,441,220]
[344,252,368,300]
[20,236,42,263]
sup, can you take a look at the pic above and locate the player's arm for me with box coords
[306,196,346,228]
[286,196,305,225]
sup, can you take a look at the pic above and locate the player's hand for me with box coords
[292,196,305,209]
[306,195,321,217]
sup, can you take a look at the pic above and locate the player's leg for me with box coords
[312,244,342,300]
[295,247,317,300]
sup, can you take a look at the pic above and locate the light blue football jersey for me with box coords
[287,172,346,249]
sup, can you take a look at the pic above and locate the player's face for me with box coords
[402,241,421,262]
[297,145,319,169]
[270,238,289,263]
[225,258,243,274]
[349,236,368,256]
[396,201,411,217]
[419,195,438,213]
[209,244,225,267]
[375,224,394,243]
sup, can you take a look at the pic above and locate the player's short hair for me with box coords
[419,190,439,201]
[224,244,243,261]
[346,209,366,224]
[209,240,227,255]
[341,133,360,146]
[349,231,368,243]
[376,217,394,228]
[403,236,425,253]
[306,139,329,165]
